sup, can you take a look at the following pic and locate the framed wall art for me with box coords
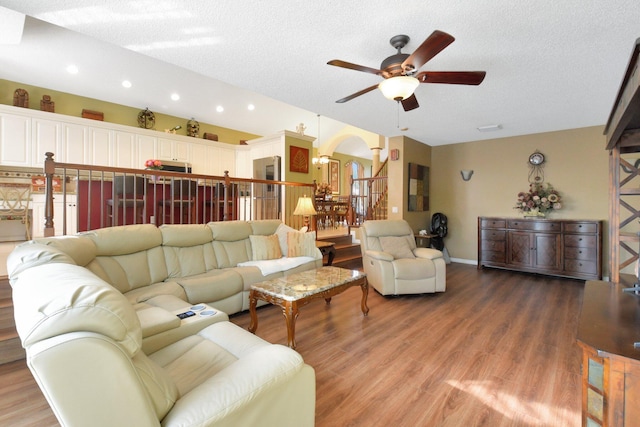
[329,159,340,194]
[289,145,309,173]
[408,162,429,211]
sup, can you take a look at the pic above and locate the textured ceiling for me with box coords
[1,1,640,159]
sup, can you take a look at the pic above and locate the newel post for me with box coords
[43,152,55,237]
[223,171,230,221]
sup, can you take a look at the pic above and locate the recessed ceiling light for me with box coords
[121,80,132,88]
[170,93,180,101]
[477,124,502,132]
[216,106,224,113]
[66,64,79,74]
[247,104,255,111]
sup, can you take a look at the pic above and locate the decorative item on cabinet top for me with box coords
[40,95,54,113]
[187,118,199,138]
[13,88,28,108]
[137,107,155,129]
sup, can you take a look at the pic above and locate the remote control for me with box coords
[177,311,196,319]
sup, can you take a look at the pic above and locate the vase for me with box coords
[524,208,545,218]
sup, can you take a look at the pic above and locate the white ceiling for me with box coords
[1,1,640,160]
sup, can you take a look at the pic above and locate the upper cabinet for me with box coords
[0,105,229,171]
[0,111,31,166]
[158,137,189,163]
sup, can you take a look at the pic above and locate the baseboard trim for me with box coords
[450,258,477,265]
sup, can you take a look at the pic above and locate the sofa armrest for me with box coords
[414,248,443,260]
[365,250,394,262]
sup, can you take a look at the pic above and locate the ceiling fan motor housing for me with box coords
[381,35,412,77]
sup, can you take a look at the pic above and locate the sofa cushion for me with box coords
[31,235,97,266]
[87,246,169,294]
[249,219,282,237]
[249,234,282,260]
[287,231,317,258]
[379,236,415,259]
[123,280,188,304]
[176,270,243,303]
[160,224,213,247]
[12,263,141,355]
[275,223,297,255]
[84,224,162,256]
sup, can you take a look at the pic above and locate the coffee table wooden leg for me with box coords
[248,291,258,333]
[283,301,299,349]
[361,279,369,316]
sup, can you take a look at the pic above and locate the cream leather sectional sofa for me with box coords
[8,220,320,427]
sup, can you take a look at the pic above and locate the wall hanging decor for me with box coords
[329,159,340,194]
[408,162,429,211]
[289,146,309,173]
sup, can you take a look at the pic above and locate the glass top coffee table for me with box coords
[248,266,368,349]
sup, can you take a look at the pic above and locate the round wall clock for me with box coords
[137,108,155,129]
[529,151,545,166]
[528,151,545,183]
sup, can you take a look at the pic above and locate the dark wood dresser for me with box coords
[577,279,640,426]
[478,216,602,280]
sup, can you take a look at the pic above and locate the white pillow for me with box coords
[275,223,298,255]
[287,231,317,258]
[379,236,415,259]
[249,234,282,261]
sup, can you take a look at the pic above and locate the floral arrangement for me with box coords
[316,182,332,195]
[144,159,163,170]
[514,182,562,214]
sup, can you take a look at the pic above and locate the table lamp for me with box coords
[293,195,317,230]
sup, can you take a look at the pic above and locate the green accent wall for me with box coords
[0,78,261,145]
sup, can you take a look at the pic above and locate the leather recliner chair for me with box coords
[359,219,446,295]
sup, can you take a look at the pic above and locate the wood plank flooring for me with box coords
[0,263,584,426]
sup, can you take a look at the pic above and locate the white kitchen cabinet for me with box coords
[31,194,78,238]
[113,130,136,168]
[158,137,189,162]
[62,123,89,165]
[136,134,156,169]
[0,111,31,167]
[32,118,61,166]
[88,127,112,167]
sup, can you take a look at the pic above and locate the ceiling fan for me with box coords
[327,30,486,111]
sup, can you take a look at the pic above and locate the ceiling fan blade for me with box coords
[336,84,379,103]
[401,94,419,111]
[327,59,382,75]
[417,71,486,85]
[401,30,455,73]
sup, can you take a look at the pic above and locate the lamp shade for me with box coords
[378,76,420,101]
[293,195,317,216]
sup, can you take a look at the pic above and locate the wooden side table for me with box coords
[316,240,336,266]
[414,233,435,248]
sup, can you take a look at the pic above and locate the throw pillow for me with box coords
[275,223,298,255]
[249,234,282,261]
[379,236,415,259]
[287,231,317,258]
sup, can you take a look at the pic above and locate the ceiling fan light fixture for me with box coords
[378,76,419,101]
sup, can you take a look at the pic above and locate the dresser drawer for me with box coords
[480,219,506,229]
[480,229,506,241]
[565,246,597,261]
[481,250,506,263]
[507,219,561,232]
[481,240,505,252]
[563,222,598,234]
[565,235,597,248]
[564,259,597,275]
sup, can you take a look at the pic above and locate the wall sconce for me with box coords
[460,170,474,181]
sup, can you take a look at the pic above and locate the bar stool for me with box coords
[106,176,145,226]
[157,179,197,225]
